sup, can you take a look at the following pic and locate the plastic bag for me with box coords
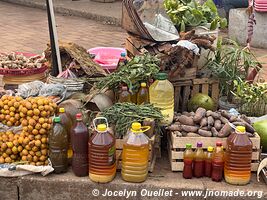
[39,84,66,103]
[17,81,44,98]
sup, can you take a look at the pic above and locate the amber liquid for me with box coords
[137,87,149,105]
[183,148,194,179]
[49,122,68,173]
[205,152,213,177]
[59,112,73,160]
[224,132,253,185]
[211,146,224,182]
[122,143,149,183]
[118,91,131,103]
[88,130,116,183]
[193,147,205,178]
[71,119,89,177]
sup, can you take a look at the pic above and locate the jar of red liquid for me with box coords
[183,144,194,179]
[211,141,224,182]
[205,146,214,177]
[193,142,205,178]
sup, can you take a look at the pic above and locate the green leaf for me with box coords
[204,0,218,14]
[210,19,218,30]
[180,20,186,32]
[220,18,228,28]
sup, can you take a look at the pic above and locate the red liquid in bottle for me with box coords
[193,142,205,178]
[183,144,194,179]
[205,146,214,177]
[211,141,224,182]
[71,113,89,177]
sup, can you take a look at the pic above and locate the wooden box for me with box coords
[173,78,219,112]
[115,135,158,172]
[168,131,261,172]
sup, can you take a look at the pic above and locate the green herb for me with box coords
[101,103,163,138]
[90,54,160,92]
[164,0,227,31]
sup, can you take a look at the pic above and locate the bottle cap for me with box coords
[141,82,147,87]
[97,124,107,132]
[186,144,192,149]
[121,52,126,57]
[197,142,203,148]
[156,72,168,80]
[54,117,61,123]
[216,141,223,147]
[59,108,65,113]
[76,113,82,119]
[131,122,141,131]
[236,126,246,133]
[207,146,214,152]
[122,86,128,91]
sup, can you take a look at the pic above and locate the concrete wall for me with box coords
[229,9,267,48]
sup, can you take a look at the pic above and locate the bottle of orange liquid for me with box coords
[118,86,131,103]
[183,144,194,179]
[193,142,205,178]
[211,142,224,182]
[88,117,116,183]
[205,146,214,177]
[121,122,150,183]
[224,126,252,185]
[137,82,149,105]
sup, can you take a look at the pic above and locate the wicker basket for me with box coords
[0,65,47,76]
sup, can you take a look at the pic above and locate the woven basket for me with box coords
[0,65,48,76]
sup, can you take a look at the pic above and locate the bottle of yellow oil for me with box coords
[149,72,174,125]
[121,122,150,183]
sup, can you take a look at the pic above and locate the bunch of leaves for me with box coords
[91,54,160,92]
[101,103,163,138]
[232,78,267,116]
[205,38,261,100]
[164,0,227,31]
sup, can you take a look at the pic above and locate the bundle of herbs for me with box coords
[101,103,163,138]
[91,54,160,92]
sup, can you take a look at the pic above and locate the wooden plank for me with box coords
[202,84,209,95]
[168,67,197,82]
[193,78,219,85]
[181,85,191,112]
[191,84,199,97]
[174,86,181,112]
[211,82,220,103]
[171,132,261,149]
[172,80,192,87]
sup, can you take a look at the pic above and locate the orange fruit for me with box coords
[21,107,28,114]
[41,111,47,117]
[29,135,35,141]
[33,156,38,162]
[21,119,28,126]
[6,121,13,127]
[27,154,33,162]
[27,110,33,117]
[32,129,39,135]
[9,107,15,112]
[41,137,47,144]
[35,123,42,130]
[38,118,45,124]
[14,102,20,108]
[21,155,27,161]
[25,102,32,110]
[41,123,48,129]
[28,125,34,132]
[22,149,28,156]
[39,128,46,135]
[28,119,36,126]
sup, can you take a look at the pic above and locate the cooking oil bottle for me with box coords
[224,126,252,185]
[183,144,194,179]
[137,82,149,105]
[121,122,150,183]
[149,72,174,125]
[88,117,116,183]
[118,86,131,103]
[211,142,224,182]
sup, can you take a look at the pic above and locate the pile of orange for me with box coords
[0,95,57,166]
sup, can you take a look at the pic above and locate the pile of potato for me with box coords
[168,108,255,138]
[0,95,57,165]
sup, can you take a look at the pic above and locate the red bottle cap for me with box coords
[76,113,82,119]
[216,141,223,146]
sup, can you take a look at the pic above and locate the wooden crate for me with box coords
[167,131,261,172]
[173,78,219,112]
[115,135,157,172]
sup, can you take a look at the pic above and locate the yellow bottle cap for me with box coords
[59,108,65,113]
[236,126,246,133]
[131,122,141,131]
[141,82,146,87]
[97,124,107,132]
[207,146,214,152]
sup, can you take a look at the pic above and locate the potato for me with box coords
[181,125,199,133]
[211,127,219,137]
[198,129,212,137]
[178,115,195,126]
[207,116,214,128]
[193,108,206,123]
[200,118,208,128]
[214,120,222,131]
[218,123,232,138]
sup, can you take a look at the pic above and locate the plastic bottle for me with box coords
[149,72,174,125]
[137,82,149,105]
[49,117,68,173]
[118,86,131,103]
[71,113,89,177]
[211,142,224,182]
[88,117,116,183]
[121,122,150,183]
[193,142,205,178]
[205,146,214,177]
[118,52,127,67]
[224,126,252,185]
[58,107,73,161]
[183,144,194,179]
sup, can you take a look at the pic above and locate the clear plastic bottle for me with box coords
[49,117,68,173]
[88,118,116,183]
[205,146,214,177]
[118,86,131,103]
[121,122,150,183]
[137,82,149,105]
[149,72,174,125]
[183,144,194,179]
[211,142,224,182]
[224,126,252,185]
[58,107,73,161]
[71,113,89,177]
[193,142,205,178]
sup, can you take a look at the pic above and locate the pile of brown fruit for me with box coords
[0,95,57,166]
